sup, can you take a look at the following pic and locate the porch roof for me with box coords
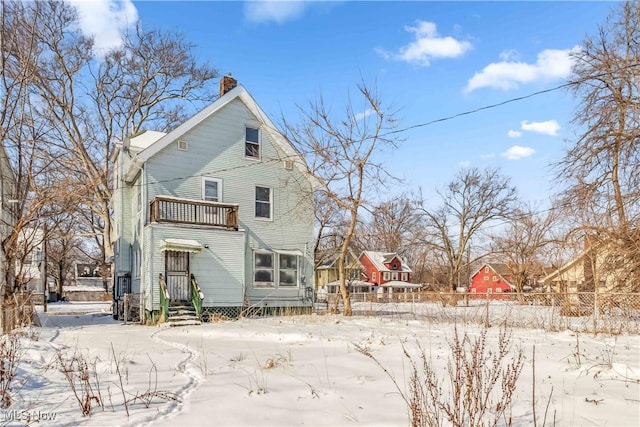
[379,281,422,289]
[160,238,202,253]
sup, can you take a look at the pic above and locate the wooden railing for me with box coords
[159,274,169,321]
[190,274,204,320]
[149,196,239,230]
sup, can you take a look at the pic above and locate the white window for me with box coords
[255,186,272,219]
[254,252,274,288]
[254,250,300,288]
[202,177,222,202]
[401,272,408,281]
[245,127,260,158]
[279,253,298,287]
[372,271,376,282]
[496,287,502,293]
[484,266,489,273]
[483,276,489,281]
[492,276,499,282]
[383,272,390,281]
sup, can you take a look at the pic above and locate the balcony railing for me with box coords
[149,196,239,230]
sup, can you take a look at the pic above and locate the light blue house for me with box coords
[111,76,315,323]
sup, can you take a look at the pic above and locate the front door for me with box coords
[165,251,190,301]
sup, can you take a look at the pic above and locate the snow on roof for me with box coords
[361,251,412,273]
[129,130,166,149]
[379,280,422,289]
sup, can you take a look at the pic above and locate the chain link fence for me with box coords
[317,291,640,334]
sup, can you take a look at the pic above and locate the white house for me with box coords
[111,76,315,323]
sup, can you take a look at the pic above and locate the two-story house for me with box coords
[111,76,315,323]
[359,251,419,295]
[469,263,515,296]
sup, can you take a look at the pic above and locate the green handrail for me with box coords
[190,274,204,320]
[159,274,169,322]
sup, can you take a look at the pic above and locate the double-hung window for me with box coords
[245,126,260,158]
[202,177,222,202]
[253,250,300,288]
[255,186,272,219]
[254,252,274,288]
[278,253,298,287]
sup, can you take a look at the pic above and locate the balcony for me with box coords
[149,196,239,230]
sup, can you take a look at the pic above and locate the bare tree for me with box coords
[284,83,400,316]
[419,167,518,290]
[354,196,421,255]
[558,1,640,290]
[489,203,557,293]
[2,0,218,281]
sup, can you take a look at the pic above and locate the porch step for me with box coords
[167,319,202,327]
[166,303,201,326]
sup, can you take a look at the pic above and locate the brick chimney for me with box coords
[220,74,237,96]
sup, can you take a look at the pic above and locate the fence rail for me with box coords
[319,291,640,334]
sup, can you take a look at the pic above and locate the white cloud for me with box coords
[68,0,138,56]
[520,120,561,136]
[458,160,472,168]
[465,46,580,92]
[378,20,471,66]
[354,108,374,122]
[244,1,309,24]
[507,130,522,138]
[501,145,535,160]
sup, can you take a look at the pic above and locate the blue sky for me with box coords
[71,1,616,206]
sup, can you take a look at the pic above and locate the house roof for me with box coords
[360,251,412,273]
[379,280,421,289]
[123,84,308,182]
[470,263,515,288]
[540,248,594,283]
[316,248,361,269]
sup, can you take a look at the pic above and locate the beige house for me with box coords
[315,249,362,289]
[540,244,633,292]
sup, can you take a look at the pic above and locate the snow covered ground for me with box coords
[4,302,639,426]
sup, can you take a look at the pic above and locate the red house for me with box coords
[469,263,515,296]
[359,251,419,294]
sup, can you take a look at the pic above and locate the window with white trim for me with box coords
[254,251,274,288]
[492,276,499,282]
[483,276,489,281]
[372,271,376,282]
[383,272,390,281]
[202,177,222,202]
[279,253,298,287]
[401,272,408,281]
[255,186,272,219]
[245,126,260,158]
[391,272,398,281]
[253,250,300,288]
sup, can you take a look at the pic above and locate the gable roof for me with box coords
[360,251,412,273]
[316,248,361,270]
[124,84,306,182]
[470,263,515,288]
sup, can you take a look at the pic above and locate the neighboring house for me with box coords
[74,263,111,291]
[315,249,363,288]
[359,251,419,294]
[0,142,16,296]
[540,244,633,293]
[469,263,515,295]
[111,76,315,322]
